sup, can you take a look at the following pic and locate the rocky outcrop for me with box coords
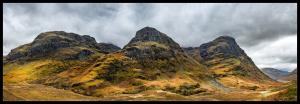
[199,36,245,60]
[183,47,204,63]
[5,31,116,62]
[122,27,184,60]
[95,43,121,53]
[261,68,289,80]
[124,27,183,51]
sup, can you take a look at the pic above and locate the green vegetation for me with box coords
[274,81,297,101]
[177,83,205,96]
[122,85,147,94]
[163,84,177,93]
[232,66,248,77]
[163,83,206,96]
[101,61,142,83]
[3,60,68,83]
[240,85,258,90]
[130,80,144,86]
[122,89,143,94]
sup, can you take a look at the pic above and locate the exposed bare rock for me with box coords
[5,31,113,62]
[123,27,184,60]
[95,43,121,53]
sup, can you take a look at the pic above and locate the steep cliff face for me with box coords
[183,47,204,63]
[5,31,120,62]
[198,36,272,82]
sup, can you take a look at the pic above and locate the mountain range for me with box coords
[261,68,290,81]
[279,68,297,81]
[3,27,295,101]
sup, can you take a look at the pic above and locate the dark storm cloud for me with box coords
[3,3,297,71]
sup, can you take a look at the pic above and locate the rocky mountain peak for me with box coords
[124,27,182,51]
[200,35,244,60]
[122,27,185,60]
[198,35,272,81]
[136,26,161,36]
[214,35,236,41]
[5,31,118,61]
[33,31,97,46]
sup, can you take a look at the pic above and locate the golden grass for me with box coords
[3,60,61,83]
[3,83,100,101]
[82,79,104,89]
[71,52,129,84]
[143,73,198,89]
[93,86,125,96]
[218,75,259,89]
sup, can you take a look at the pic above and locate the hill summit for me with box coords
[5,31,120,62]
[184,35,273,89]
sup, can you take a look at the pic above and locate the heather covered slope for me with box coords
[56,27,211,96]
[199,36,272,82]
[3,31,122,84]
[184,36,274,90]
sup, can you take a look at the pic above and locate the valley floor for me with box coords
[3,83,292,101]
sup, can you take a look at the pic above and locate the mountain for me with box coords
[46,27,210,96]
[3,31,120,84]
[5,31,120,62]
[3,27,279,99]
[184,36,273,89]
[4,27,210,97]
[280,68,297,81]
[261,68,289,80]
[3,55,6,63]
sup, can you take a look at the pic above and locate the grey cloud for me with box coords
[3,3,297,71]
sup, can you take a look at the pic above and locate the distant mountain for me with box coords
[261,68,289,80]
[3,55,6,64]
[280,68,297,81]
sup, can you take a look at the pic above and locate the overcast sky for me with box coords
[3,3,297,72]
